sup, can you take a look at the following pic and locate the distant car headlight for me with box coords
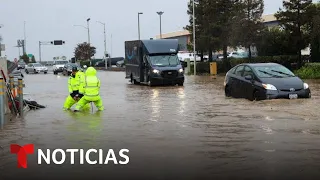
[153,69,160,74]
[262,84,277,90]
[304,83,309,89]
[178,68,184,73]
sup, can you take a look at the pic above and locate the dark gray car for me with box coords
[224,63,311,100]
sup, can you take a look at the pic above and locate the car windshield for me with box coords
[33,64,42,67]
[56,61,68,64]
[253,65,295,78]
[149,55,180,66]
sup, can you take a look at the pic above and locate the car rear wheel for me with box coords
[25,69,29,74]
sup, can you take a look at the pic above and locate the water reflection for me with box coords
[177,87,185,115]
[150,88,160,122]
[65,111,103,148]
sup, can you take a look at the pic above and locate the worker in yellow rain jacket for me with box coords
[63,66,90,111]
[74,67,104,112]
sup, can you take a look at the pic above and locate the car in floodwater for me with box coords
[25,63,48,74]
[224,63,311,101]
[62,63,82,76]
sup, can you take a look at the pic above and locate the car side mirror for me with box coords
[245,75,253,80]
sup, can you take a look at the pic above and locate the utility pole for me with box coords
[97,21,107,60]
[0,24,2,57]
[156,11,164,39]
[87,18,91,44]
[24,21,27,54]
[138,12,143,40]
[193,0,197,76]
[39,41,41,62]
[87,18,91,66]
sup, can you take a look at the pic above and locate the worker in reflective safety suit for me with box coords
[74,67,104,112]
[63,67,90,111]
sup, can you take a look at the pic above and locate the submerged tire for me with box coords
[225,86,231,97]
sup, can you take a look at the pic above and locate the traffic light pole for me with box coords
[39,40,65,63]
[39,41,41,62]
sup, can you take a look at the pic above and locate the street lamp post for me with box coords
[193,0,197,76]
[24,21,27,54]
[138,12,143,40]
[156,11,164,39]
[97,21,108,68]
[87,18,91,44]
[0,24,3,57]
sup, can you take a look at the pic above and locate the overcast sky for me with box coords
[0,0,305,61]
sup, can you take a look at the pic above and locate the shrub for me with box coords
[295,63,320,79]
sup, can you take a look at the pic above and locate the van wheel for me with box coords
[130,75,138,85]
[178,82,184,86]
[148,77,154,87]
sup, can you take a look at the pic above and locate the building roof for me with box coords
[156,14,277,39]
[155,30,191,39]
[261,14,277,23]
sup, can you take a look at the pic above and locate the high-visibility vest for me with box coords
[83,76,100,97]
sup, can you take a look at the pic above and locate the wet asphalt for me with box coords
[0,69,320,180]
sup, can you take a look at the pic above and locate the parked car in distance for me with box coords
[25,63,48,74]
[62,63,82,76]
[224,63,311,101]
[17,61,26,70]
[116,60,125,67]
[95,57,124,67]
[53,60,69,75]
[10,69,24,79]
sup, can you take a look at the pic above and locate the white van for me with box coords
[177,51,201,63]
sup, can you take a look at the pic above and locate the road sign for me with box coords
[27,54,33,58]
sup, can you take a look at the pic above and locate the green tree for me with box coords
[212,0,240,62]
[256,27,297,56]
[308,3,320,62]
[31,55,36,63]
[233,0,264,60]
[185,0,209,61]
[74,42,96,61]
[20,53,29,64]
[275,0,313,66]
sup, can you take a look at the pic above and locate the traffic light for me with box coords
[71,57,76,63]
[50,40,65,45]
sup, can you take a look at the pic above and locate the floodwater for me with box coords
[0,70,320,179]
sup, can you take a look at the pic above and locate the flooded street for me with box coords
[1,70,320,179]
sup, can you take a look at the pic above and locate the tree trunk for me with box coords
[209,48,213,62]
[248,45,252,62]
[223,45,230,69]
[200,50,204,62]
[223,45,228,61]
